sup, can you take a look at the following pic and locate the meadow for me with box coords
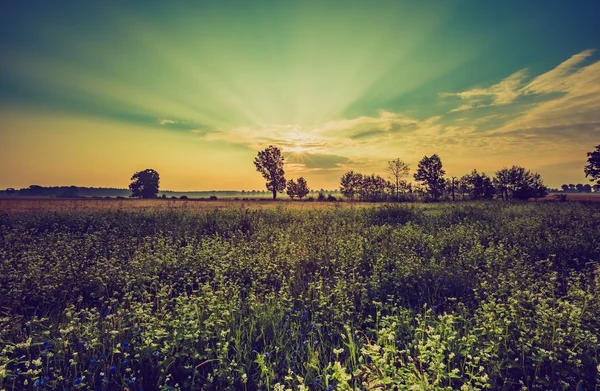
[1,202,599,390]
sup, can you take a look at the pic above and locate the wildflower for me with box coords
[122,342,129,349]
[35,380,42,387]
[315,377,321,385]
[123,360,129,367]
[43,341,52,350]
[110,366,117,373]
[74,377,82,385]
[328,385,334,391]
[265,352,270,359]
[314,340,319,345]
[99,372,105,378]
[129,377,137,384]
[128,313,136,318]
[311,324,318,331]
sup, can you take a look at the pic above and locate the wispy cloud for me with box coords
[440,69,528,111]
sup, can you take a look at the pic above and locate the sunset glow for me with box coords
[1,1,599,190]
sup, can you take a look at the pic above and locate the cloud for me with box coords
[440,69,528,111]
[523,49,595,94]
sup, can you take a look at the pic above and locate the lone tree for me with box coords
[129,169,160,198]
[414,154,446,199]
[585,144,600,186]
[386,158,410,199]
[254,146,286,200]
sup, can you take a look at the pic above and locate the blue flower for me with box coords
[264,352,270,358]
[314,340,319,345]
[315,378,321,385]
[328,385,334,391]
[128,313,136,318]
[35,380,42,387]
[110,366,117,373]
[43,341,52,350]
[311,324,318,331]
[74,377,82,385]
[44,376,50,381]
[122,342,129,349]
[90,359,97,364]
[123,360,129,367]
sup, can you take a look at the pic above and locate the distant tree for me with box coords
[360,174,389,201]
[129,169,160,198]
[569,184,576,192]
[340,171,363,200]
[317,191,326,201]
[286,179,298,199]
[414,154,446,199]
[561,184,569,192]
[254,146,286,200]
[386,158,410,199]
[57,186,79,198]
[462,170,495,200]
[584,144,600,186]
[576,183,584,192]
[295,177,309,199]
[583,184,592,193]
[5,188,16,196]
[494,166,548,200]
[594,184,600,192]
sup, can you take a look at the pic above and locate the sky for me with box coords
[1,0,599,191]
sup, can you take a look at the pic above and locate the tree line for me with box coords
[5,144,599,200]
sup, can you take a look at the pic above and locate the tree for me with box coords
[295,177,309,199]
[576,183,584,192]
[340,171,363,200]
[129,169,160,198]
[584,144,600,186]
[286,179,298,199]
[561,184,569,192]
[386,158,410,200]
[493,166,548,200]
[5,188,15,196]
[254,146,286,200]
[414,154,446,199]
[462,170,495,200]
[583,184,592,193]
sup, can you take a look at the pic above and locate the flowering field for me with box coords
[1,203,599,390]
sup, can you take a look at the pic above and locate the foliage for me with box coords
[129,169,160,199]
[340,171,363,200]
[414,154,446,199]
[585,144,600,186]
[287,177,310,200]
[1,203,600,390]
[493,166,548,200]
[254,146,287,200]
[459,170,496,200]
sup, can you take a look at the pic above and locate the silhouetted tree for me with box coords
[340,171,363,200]
[254,146,286,200]
[493,166,547,200]
[386,158,410,199]
[585,144,600,186]
[569,184,576,191]
[414,154,445,199]
[129,169,160,198]
[583,184,592,193]
[561,184,569,192]
[287,179,298,199]
[576,183,584,192]
[295,177,309,199]
[5,188,16,196]
[462,170,495,200]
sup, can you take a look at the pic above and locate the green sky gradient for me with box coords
[1,0,599,190]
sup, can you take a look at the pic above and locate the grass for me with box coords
[1,202,599,390]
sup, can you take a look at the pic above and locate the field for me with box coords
[1,202,599,390]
